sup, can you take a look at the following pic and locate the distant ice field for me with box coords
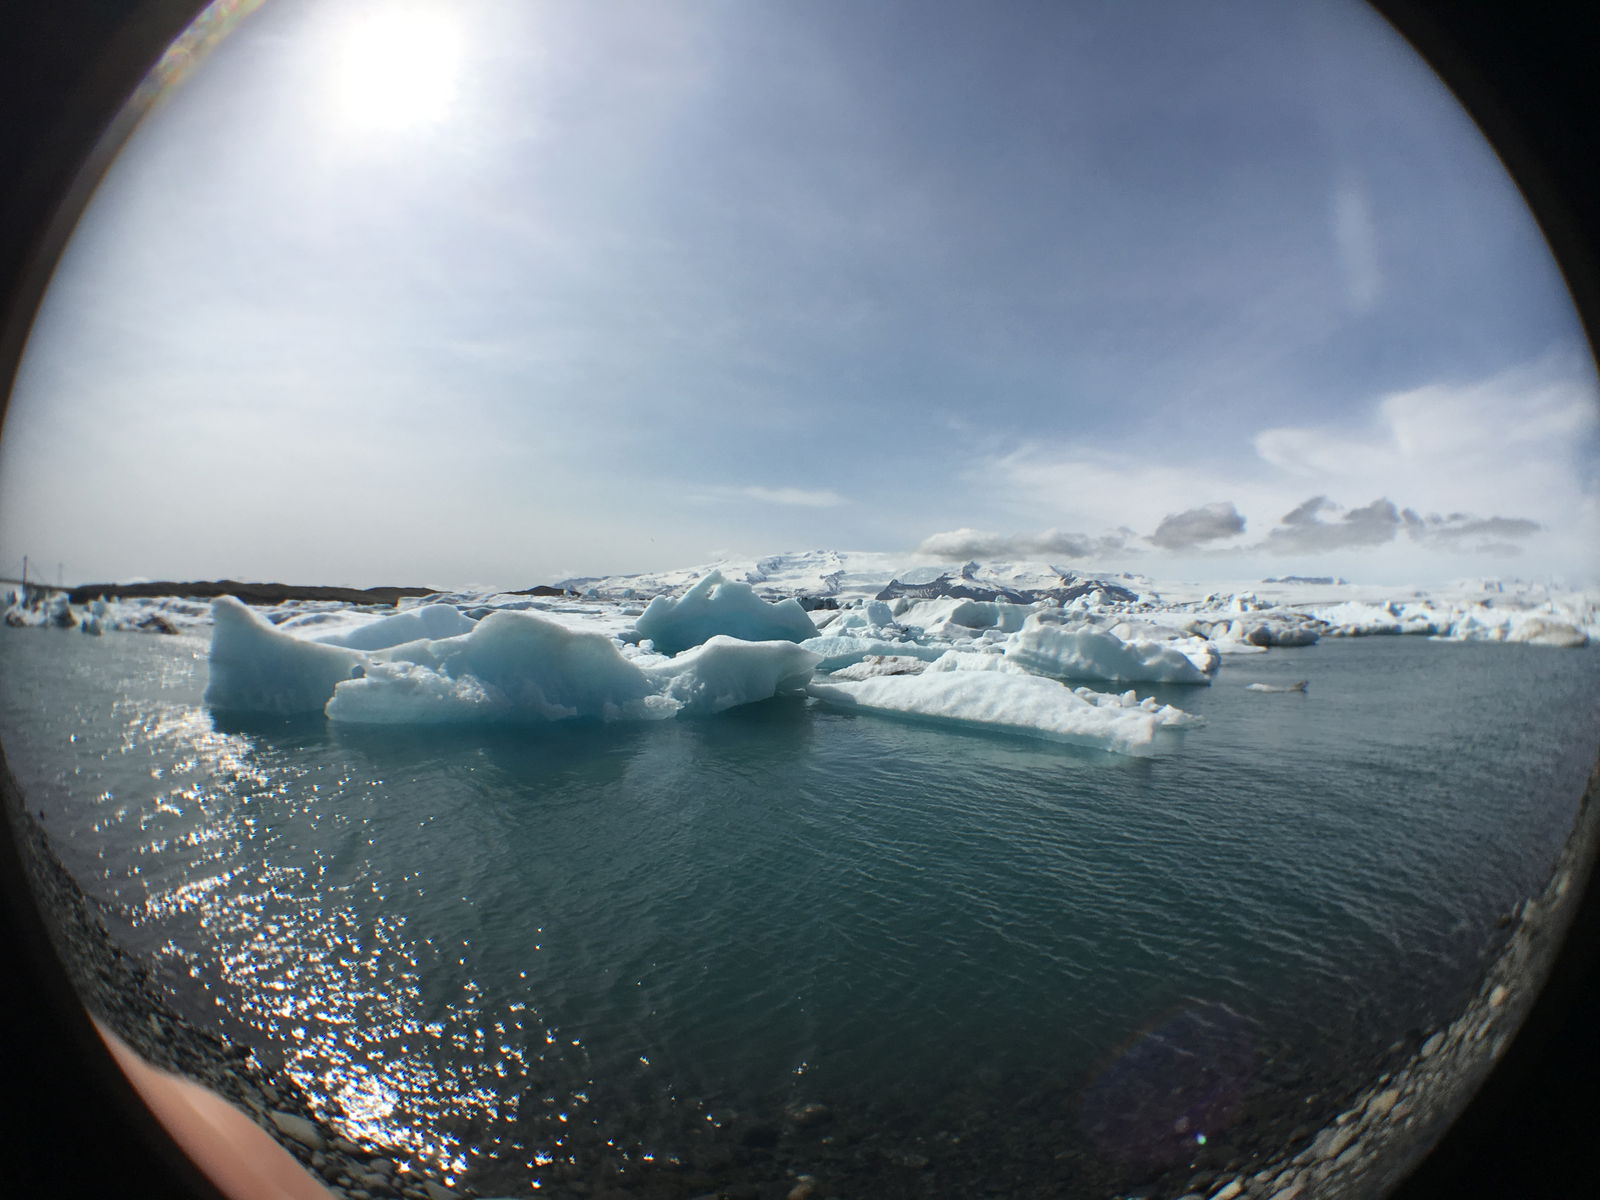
[1,625,1596,1195]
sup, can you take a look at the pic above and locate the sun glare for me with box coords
[327,2,464,133]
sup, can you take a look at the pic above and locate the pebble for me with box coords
[1488,984,1509,1008]
[369,1158,396,1176]
[1419,1033,1445,1059]
[1266,1183,1303,1200]
[1310,1125,1355,1162]
[786,1102,833,1129]
[1365,1089,1401,1119]
[1333,1142,1365,1172]
[268,1110,327,1152]
[422,1182,464,1200]
[1208,1179,1242,1200]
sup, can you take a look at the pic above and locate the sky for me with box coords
[1,0,1596,590]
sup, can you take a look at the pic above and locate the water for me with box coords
[2,626,1597,1195]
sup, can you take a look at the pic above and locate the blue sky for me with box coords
[1,0,1595,589]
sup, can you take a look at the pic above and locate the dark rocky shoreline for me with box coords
[65,580,443,608]
[3,753,1595,1200]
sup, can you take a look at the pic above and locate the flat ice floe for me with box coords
[807,670,1199,756]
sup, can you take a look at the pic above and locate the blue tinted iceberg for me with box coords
[326,610,673,725]
[205,597,366,714]
[634,571,817,655]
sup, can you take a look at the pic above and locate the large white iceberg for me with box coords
[633,571,818,655]
[807,670,1197,756]
[1004,618,1217,685]
[205,597,367,714]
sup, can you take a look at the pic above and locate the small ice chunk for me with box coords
[634,571,818,655]
[827,654,931,681]
[800,636,953,673]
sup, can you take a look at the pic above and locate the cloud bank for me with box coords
[918,494,1543,567]
[915,527,1133,562]
[1148,502,1247,550]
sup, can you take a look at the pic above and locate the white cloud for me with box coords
[941,355,1598,578]
[1252,353,1598,526]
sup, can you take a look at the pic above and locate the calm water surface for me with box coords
[2,625,1596,1193]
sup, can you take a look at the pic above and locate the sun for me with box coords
[326,1,465,134]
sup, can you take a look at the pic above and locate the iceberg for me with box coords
[326,610,673,725]
[314,603,475,650]
[799,636,954,673]
[827,654,934,680]
[633,571,818,655]
[896,597,1032,636]
[205,597,367,714]
[807,670,1197,756]
[1004,619,1217,685]
[642,636,821,715]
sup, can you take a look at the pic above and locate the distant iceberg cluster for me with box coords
[194,567,1229,756]
[10,549,1595,756]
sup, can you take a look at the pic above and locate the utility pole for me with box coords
[20,555,26,587]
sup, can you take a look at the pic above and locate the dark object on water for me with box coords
[1245,680,1310,693]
